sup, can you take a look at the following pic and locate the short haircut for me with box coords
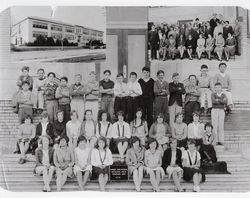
[21,66,29,72]
[95,136,108,149]
[98,110,111,122]
[22,115,33,124]
[58,136,69,144]
[129,136,141,148]
[169,137,177,145]
[195,18,199,21]
[187,138,196,145]
[192,111,200,117]
[39,135,53,147]
[214,82,222,86]
[71,110,79,118]
[225,20,229,24]
[142,67,150,72]
[219,62,227,68]
[47,72,56,77]
[37,68,45,73]
[22,81,30,86]
[56,110,64,117]
[41,111,49,119]
[147,137,159,150]
[205,122,214,130]
[201,64,208,69]
[116,73,124,78]
[136,108,143,114]
[188,74,197,80]
[117,110,125,117]
[60,76,68,82]
[130,72,137,77]
[103,70,111,75]
[157,70,164,76]
[175,112,183,122]
[172,72,179,78]
[77,135,87,146]
[89,71,96,75]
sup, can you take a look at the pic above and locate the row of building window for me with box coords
[32,31,48,38]
[33,23,48,29]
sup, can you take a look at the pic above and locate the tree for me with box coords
[63,38,69,46]
[33,35,47,46]
[47,37,55,46]
[55,39,61,46]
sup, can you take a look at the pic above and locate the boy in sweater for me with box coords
[213,63,232,114]
[211,82,227,145]
[69,74,85,122]
[16,81,35,123]
[56,77,71,123]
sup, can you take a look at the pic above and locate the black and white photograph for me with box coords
[0,5,250,194]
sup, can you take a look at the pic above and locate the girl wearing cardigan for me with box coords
[91,137,113,191]
[162,138,184,192]
[149,113,171,152]
[80,109,97,148]
[125,136,145,192]
[34,135,55,192]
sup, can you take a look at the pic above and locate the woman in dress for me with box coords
[182,139,205,192]
[168,34,177,60]
[214,32,225,61]
[53,110,67,149]
[16,115,36,164]
[112,110,131,162]
[196,34,205,59]
[186,34,195,60]
[126,136,145,192]
[144,137,165,192]
[66,110,81,149]
[205,33,215,60]
[91,137,113,191]
[54,137,74,192]
[130,108,148,146]
[162,138,184,192]
[177,34,186,59]
[171,113,187,150]
[224,32,236,61]
[96,110,113,146]
[80,109,97,148]
[149,113,171,152]
[34,135,55,192]
[199,123,229,174]
[74,135,92,190]
[159,34,169,61]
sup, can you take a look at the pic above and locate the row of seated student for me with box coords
[16,111,229,193]
[148,14,241,60]
[12,62,232,148]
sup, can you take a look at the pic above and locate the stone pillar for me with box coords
[105,7,148,81]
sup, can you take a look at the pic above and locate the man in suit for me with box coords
[223,21,234,40]
[168,73,186,128]
[148,24,160,60]
[233,19,241,55]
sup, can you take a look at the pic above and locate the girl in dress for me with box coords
[53,110,67,149]
[91,137,113,191]
[162,138,184,192]
[196,34,205,59]
[171,113,187,150]
[130,108,148,146]
[205,34,214,60]
[34,135,55,192]
[177,34,186,59]
[182,139,205,192]
[144,137,165,192]
[54,137,74,192]
[74,135,92,190]
[66,110,81,149]
[214,32,225,61]
[149,113,171,152]
[112,111,131,162]
[80,109,97,148]
[125,136,145,192]
[168,34,177,60]
[186,34,195,60]
[16,115,36,164]
[224,32,236,61]
[96,110,113,146]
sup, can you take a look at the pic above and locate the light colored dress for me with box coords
[73,147,92,175]
[205,37,214,52]
[196,38,205,52]
[66,120,81,139]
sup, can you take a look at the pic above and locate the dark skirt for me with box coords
[92,166,110,179]
[183,167,206,182]
[194,138,203,147]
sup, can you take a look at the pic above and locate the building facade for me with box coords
[11,16,104,46]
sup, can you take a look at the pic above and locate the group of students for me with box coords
[17,110,227,192]
[14,62,232,192]
[149,13,241,61]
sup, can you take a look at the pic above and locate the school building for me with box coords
[11,16,104,46]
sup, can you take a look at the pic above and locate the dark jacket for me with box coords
[148,30,160,45]
[168,82,185,106]
[35,122,54,140]
[162,148,182,173]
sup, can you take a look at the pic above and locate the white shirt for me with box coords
[112,121,131,139]
[127,81,142,97]
[96,122,113,138]
[42,149,50,166]
[114,82,128,97]
[74,147,90,167]
[219,72,226,78]
[66,120,81,138]
[91,148,113,167]
[182,150,201,166]
[187,122,204,139]
[84,121,95,139]
[41,122,48,136]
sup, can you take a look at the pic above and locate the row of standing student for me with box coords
[13,62,232,138]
